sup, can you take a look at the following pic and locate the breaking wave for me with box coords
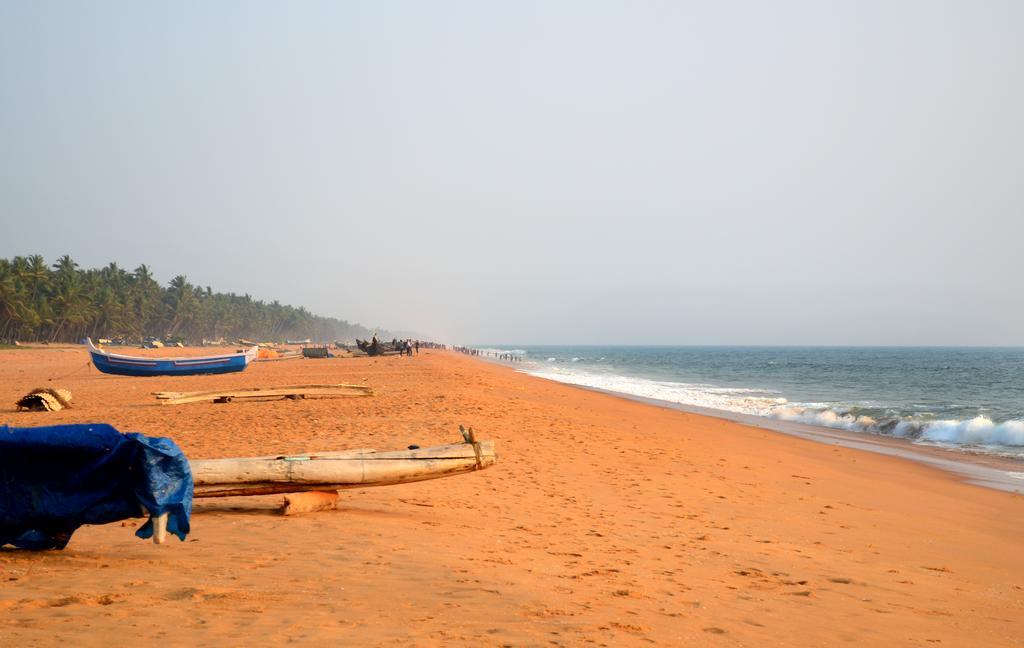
[525,365,1024,452]
[772,408,1024,447]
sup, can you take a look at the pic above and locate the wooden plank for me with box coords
[154,384,370,399]
[153,384,373,405]
[255,353,302,362]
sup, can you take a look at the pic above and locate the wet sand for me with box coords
[546,381,1024,494]
[1,346,1022,646]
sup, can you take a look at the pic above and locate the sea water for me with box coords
[474,346,1024,459]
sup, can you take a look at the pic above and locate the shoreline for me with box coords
[482,356,1024,494]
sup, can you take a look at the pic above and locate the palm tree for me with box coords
[25,254,49,303]
[164,275,197,338]
[48,255,90,342]
[130,264,163,338]
[0,260,26,340]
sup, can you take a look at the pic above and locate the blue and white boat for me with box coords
[87,339,258,377]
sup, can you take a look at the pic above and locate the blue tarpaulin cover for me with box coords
[0,423,192,550]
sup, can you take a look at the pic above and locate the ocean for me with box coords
[475,346,1024,459]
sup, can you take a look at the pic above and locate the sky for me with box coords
[1,2,1021,345]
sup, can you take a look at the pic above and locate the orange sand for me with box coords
[1,346,1022,646]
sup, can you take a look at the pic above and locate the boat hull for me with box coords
[87,339,258,377]
[190,441,496,497]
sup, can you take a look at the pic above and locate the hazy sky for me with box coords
[1,2,1021,345]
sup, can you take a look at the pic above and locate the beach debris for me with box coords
[16,387,73,412]
[153,384,374,405]
[190,432,496,499]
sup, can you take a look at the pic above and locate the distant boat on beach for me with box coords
[355,338,402,356]
[86,338,258,377]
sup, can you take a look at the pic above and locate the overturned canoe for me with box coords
[87,338,258,377]
[191,438,495,498]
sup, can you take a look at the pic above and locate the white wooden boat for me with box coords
[190,435,495,498]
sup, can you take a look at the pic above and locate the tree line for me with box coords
[0,255,382,344]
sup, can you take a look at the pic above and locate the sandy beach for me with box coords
[1,345,1022,646]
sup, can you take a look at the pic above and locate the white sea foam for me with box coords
[919,417,1024,446]
[771,406,876,431]
[528,367,788,415]
[525,365,1024,451]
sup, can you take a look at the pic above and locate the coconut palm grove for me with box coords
[0,255,380,344]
